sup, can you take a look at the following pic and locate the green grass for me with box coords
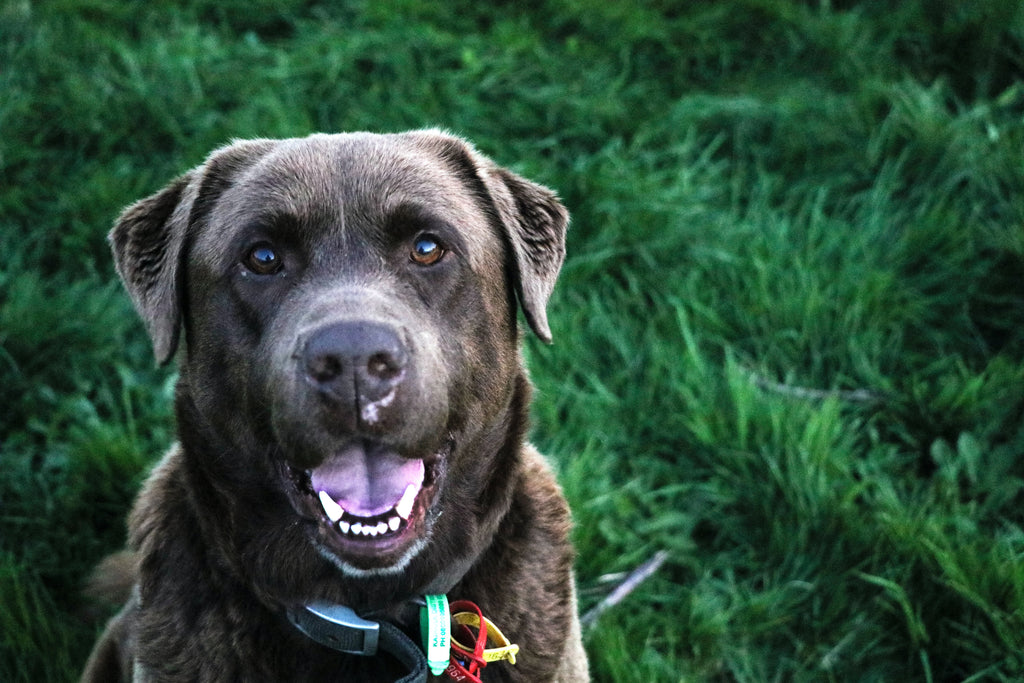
[2,1,1023,680]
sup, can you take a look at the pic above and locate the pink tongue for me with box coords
[310,443,424,517]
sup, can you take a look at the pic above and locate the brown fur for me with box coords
[81,131,589,682]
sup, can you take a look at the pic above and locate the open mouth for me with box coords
[317,486,415,539]
[287,440,445,563]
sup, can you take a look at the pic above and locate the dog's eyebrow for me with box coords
[235,209,310,239]
[383,202,451,235]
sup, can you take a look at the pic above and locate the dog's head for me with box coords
[110,131,567,584]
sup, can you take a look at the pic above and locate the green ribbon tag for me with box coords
[420,594,450,676]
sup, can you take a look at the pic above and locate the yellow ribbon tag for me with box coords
[451,611,519,665]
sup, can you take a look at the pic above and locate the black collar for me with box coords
[288,601,385,656]
[287,601,431,683]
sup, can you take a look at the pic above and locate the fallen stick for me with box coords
[580,550,669,631]
[744,367,884,404]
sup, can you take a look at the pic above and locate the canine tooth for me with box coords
[376,521,388,535]
[351,522,364,535]
[318,491,344,523]
[388,516,401,532]
[339,520,350,534]
[395,484,418,520]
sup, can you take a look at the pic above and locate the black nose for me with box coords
[302,321,407,404]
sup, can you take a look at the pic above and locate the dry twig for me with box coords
[743,367,884,405]
[580,550,669,632]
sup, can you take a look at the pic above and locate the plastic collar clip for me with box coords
[288,602,380,656]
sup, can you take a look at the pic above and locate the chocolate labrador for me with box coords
[81,131,589,682]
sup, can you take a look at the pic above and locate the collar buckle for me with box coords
[287,602,380,656]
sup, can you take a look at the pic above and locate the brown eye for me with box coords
[411,236,444,266]
[244,243,282,274]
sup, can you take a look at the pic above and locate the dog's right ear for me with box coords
[109,172,197,365]
[109,140,277,365]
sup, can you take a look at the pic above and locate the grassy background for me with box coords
[2,0,1023,680]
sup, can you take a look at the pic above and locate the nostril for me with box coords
[367,352,402,381]
[307,353,344,383]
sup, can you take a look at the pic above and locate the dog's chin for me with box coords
[281,439,449,575]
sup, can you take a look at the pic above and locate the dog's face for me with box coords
[110,132,567,583]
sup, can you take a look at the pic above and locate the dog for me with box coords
[80,131,589,682]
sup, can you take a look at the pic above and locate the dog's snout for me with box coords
[302,322,407,404]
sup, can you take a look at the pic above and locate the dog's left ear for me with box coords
[480,165,568,343]
[400,130,570,341]
[418,131,568,343]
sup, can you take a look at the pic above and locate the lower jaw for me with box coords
[314,534,430,577]
[321,516,420,559]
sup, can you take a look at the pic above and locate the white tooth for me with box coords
[376,521,388,535]
[365,525,378,537]
[395,484,418,520]
[339,520,351,534]
[388,516,401,532]
[318,491,344,523]
[351,522,364,535]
